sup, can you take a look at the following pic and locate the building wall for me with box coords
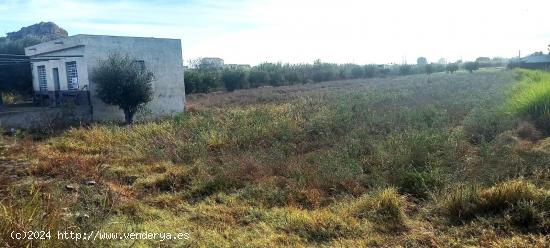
[79,35,185,122]
[30,47,89,92]
[0,106,91,130]
[25,35,186,122]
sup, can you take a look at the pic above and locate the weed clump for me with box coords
[506,200,548,233]
[441,179,549,232]
[397,169,443,199]
[349,188,409,232]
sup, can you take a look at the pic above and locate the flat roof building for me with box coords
[24,34,186,122]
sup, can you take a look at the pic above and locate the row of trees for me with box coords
[185,60,481,94]
[49,55,489,124]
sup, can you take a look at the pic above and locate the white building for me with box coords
[200,57,224,69]
[24,34,186,122]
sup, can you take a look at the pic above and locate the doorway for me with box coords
[52,68,60,106]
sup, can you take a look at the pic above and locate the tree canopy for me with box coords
[417,57,427,65]
[91,53,154,124]
[463,62,480,73]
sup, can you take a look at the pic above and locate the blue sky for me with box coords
[1,0,549,65]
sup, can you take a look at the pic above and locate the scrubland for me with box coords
[1,70,550,247]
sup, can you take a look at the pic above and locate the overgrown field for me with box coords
[2,70,550,247]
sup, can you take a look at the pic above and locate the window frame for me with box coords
[37,65,48,92]
[65,61,79,91]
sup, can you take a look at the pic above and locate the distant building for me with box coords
[377,64,393,70]
[24,34,186,122]
[520,52,550,70]
[225,64,251,69]
[200,57,224,69]
[475,57,491,63]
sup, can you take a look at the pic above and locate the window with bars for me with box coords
[66,61,79,90]
[37,65,47,92]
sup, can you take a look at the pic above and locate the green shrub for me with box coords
[463,61,480,73]
[446,63,459,73]
[399,64,412,75]
[248,69,270,87]
[401,130,447,168]
[222,68,249,92]
[425,63,434,74]
[398,169,442,199]
[463,106,516,144]
[407,105,448,129]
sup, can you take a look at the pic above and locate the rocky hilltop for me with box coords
[6,22,68,41]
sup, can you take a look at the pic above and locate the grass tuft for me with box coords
[348,188,409,232]
[441,178,549,232]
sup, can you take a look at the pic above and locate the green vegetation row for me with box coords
[509,69,550,134]
[185,60,488,94]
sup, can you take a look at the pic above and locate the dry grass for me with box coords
[2,70,550,247]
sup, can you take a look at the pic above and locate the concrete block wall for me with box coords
[25,34,186,123]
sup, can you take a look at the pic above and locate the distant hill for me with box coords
[0,22,68,96]
[0,22,68,54]
[5,22,68,41]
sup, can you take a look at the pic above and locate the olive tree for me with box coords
[463,61,480,73]
[446,63,459,73]
[425,63,434,74]
[222,68,248,92]
[416,57,427,65]
[91,53,153,124]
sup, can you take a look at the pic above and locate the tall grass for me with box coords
[509,69,550,133]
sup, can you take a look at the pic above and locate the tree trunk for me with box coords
[123,108,135,125]
[0,93,3,107]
